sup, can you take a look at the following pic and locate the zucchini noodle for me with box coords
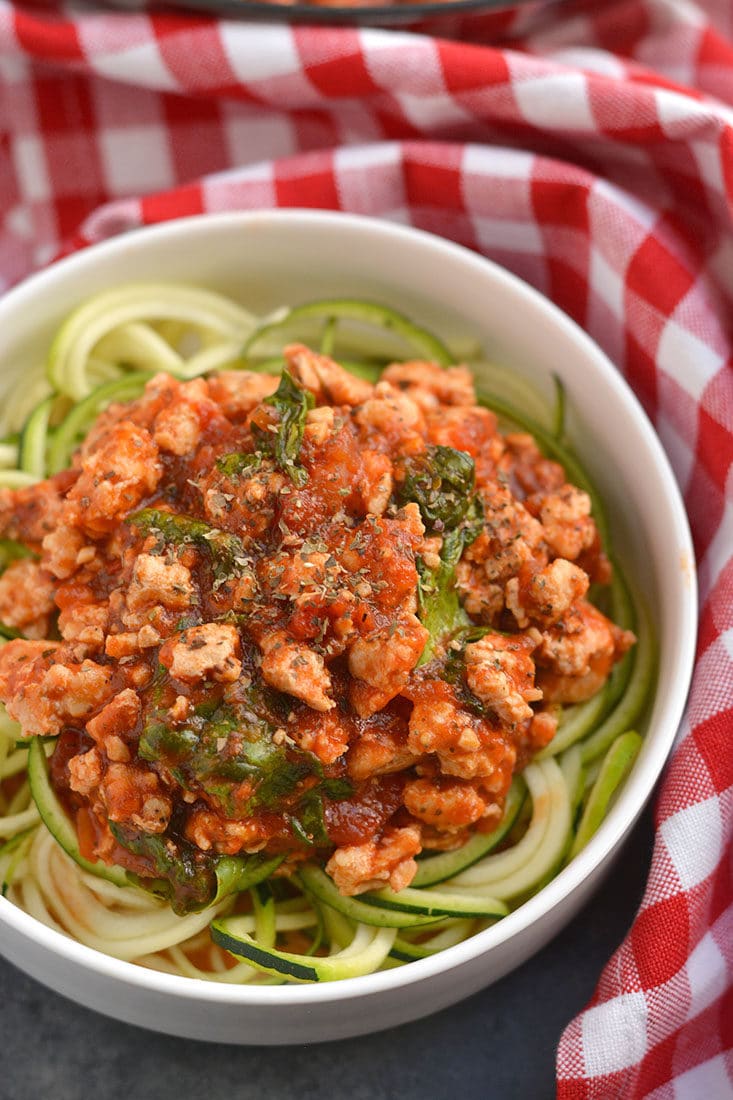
[0,286,655,985]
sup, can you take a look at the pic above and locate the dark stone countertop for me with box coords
[0,806,654,1100]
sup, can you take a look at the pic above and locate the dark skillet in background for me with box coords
[104,0,565,30]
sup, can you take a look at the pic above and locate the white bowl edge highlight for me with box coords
[0,210,697,1043]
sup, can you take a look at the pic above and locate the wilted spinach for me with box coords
[109,824,217,914]
[215,451,263,479]
[128,508,247,583]
[254,369,314,487]
[397,446,475,533]
[417,495,484,665]
[139,693,353,840]
[110,823,281,915]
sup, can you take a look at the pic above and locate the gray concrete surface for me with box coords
[0,806,654,1100]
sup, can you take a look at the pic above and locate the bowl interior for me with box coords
[0,210,696,1027]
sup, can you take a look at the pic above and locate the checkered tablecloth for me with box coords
[1,0,733,1094]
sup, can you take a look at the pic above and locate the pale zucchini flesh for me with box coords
[360,885,507,920]
[210,917,396,983]
[0,287,654,985]
[411,778,526,888]
[298,865,439,929]
[27,737,130,889]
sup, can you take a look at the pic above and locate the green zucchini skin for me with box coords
[27,737,130,888]
[0,825,37,895]
[358,886,508,921]
[212,925,321,982]
[0,540,34,572]
[211,853,285,906]
[477,388,609,549]
[243,298,453,367]
[210,915,396,983]
[570,730,643,858]
[579,601,655,765]
[299,865,507,924]
[19,396,55,480]
[28,738,286,906]
[389,938,436,963]
[298,865,439,929]
[411,779,526,888]
[0,290,653,986]
[47,372,152,475]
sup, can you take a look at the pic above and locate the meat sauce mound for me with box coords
[0,347,633,909]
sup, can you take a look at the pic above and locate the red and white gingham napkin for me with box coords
[1,1,733,1094]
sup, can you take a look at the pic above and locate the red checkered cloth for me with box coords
[1,0,733,1094]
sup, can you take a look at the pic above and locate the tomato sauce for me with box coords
[0,350,633,903]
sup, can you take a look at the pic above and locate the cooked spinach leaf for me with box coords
[255,368,314,487]
[110,824,216,915]
[110,824,282,915]
[140,694,353,823]
[128,508,247,583]
[215,451,263,479]
[417,496,484,665]
[288,788,330,847]
[398,446,475,533]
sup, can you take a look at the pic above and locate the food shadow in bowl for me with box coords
[0,210,696,1044]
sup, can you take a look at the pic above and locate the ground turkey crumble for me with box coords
[0,348,633,904]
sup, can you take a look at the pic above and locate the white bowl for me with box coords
[0,210,696,1044]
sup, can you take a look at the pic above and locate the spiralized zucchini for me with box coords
[0,286,653,984]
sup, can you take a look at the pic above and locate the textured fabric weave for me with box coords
[1,2,732,1095]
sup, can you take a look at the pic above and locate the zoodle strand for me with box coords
[0,289,652,983]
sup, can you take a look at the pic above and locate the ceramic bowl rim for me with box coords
[0,209,697,1009]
